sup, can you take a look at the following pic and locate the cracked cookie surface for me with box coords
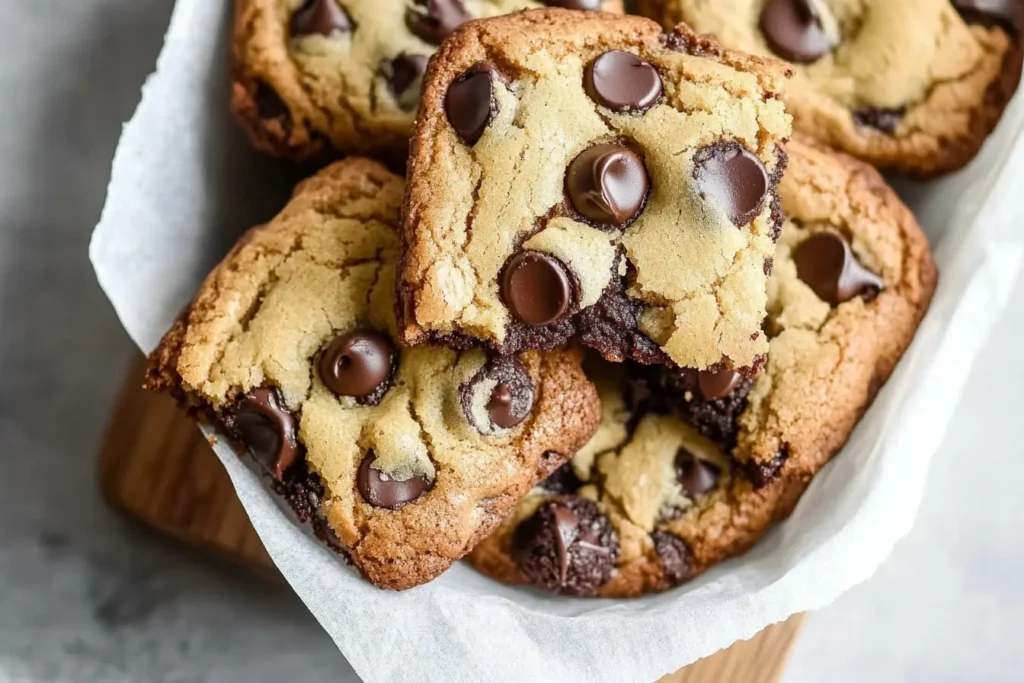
[638,0,1023,176]
[144,158,600,590]
[467,137,937,597]
[400,10,793,373]
[232,0,619,162]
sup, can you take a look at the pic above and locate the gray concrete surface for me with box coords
[0,2,1020,682]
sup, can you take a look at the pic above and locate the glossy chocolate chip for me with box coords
[501,251,572,326]
[405,0,471,44]
[319,329,395,402]
[953,0,1024,32]
[675,448,720,498]
[460,356,535,432]
[759,0,837,63]
[291,0,353,37]
[566,144,649,226]
[792,231,884,306]
[692,142,770,227]
[511,497,619,596]
[446,62,500,145]
[357,451,431,510]
[384,53,429,111]
[584,50,663,113]
[853,107,904,134]
[230,387,300,480]
[697,368,741,401]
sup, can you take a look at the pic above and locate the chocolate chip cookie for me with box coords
[639,0,1023,176]
[399,10,793,375]
[468,137,937,597]
[144,158,601,590]
[232,0,619,162]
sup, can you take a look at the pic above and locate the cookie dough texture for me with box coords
[232,0,619,162]
[639,0,1023,175]
[145,158,601,590]
[400,10,793,372]
[468,138,938,597]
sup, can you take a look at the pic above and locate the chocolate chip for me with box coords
[291,0,353,37]
[692,142,770,227]
[746,445,788,488]
[384,53,429,111]
[405,0,471,44]
[566,143,650,227]
[953,0,1024,33]
[446,62,500,145]
[852,107,904,134]
[319,329,395,403]
[793,231,884,306]
[652,530,696,586]
[254,81,290,121]
[541,0,601,8]
[357,451,431,510]
[584,51,663,113]
[512,497,619,596]
[675,449,720,498]
[460,356,535,433]
[228,387,301,480]
[500,251,572,327]
[697,368,741,401]
[759,0,837,63]
[541,461,583,495]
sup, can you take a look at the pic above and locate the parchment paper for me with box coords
[89,1,1024,681]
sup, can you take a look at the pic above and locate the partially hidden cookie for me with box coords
[400,9,793,375]
[468,137,937,597]
[144,158,600,590]
[639,0,1023,176]
[232,0,620,163]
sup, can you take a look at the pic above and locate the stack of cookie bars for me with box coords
[146,0,1021,595]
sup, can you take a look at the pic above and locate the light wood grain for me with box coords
[99,355,805,682]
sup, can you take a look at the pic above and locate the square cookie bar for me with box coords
[232,0,619,163]
[399,10,793,373]
[467,137,937,597]
[145,158,600,590]
[639,0,1023,176]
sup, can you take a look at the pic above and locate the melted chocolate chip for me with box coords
[697,368,741,401]
[566,143,650,227]
[446,62,500,145]
[384,53,429,111]
[319,330,395,403]
[228,387,301,480]
[584,50,663,113]
[652,531,696,586]
[792,231,884,306]
[541,461,583,495]
[512,497,619,596]
[460,356,535,432]
[759,0,837,63]
[852,107,904,134]
[357,451,431,509]
[675,449,721,498]
[405,0,471,45]
[500,251,572,326]
[693,142,770,227]
[291,0,353,37]
[953,0,1024,33]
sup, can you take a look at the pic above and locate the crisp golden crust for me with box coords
[145,158,601,590]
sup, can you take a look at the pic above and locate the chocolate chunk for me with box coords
[291,0,353,37]
[512,497,619,596]
[759,0,837,63]
[541,0,601,8]
[405,0,471,45]
[566,144,650,227]
[319,329,395,403]
[460,356,535,432]
[793,231,884,306]
[953,0,1024,33]
[500,251,572,326]
[357,451,431,510]
[692,142,770,227]
[584,50,663,113]
[384,53,429,111]
[541,461,583,495]
[228,387,301,480]
[652,530,696,586]
[675,449,721,498]
[852,107,904,134]
[446,62,500,145]
[746,445,788,488]
[697,368,741,401]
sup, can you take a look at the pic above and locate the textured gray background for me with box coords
[1,1,1021,681]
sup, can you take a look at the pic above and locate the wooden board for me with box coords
[99,355,806,682]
